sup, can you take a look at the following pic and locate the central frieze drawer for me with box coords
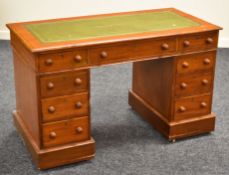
[88,37,176,65]
[41,92,89,122]
[89,43,133,65]
[134,37,176,59]
[42,116,90,148]
[40,70,89,98]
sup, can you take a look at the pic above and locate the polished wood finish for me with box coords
[132,57,174,121]
[7,8,221,169]
[129,91,215,140]
[174,94,212,121]
[41,92,89,122]
[43,116,90,148]
[40,70,89,98]
[38,50,88,73]
[176,51,216,74]
[13,111,95,169]
[175,71,213,97]
[178,31,218,53]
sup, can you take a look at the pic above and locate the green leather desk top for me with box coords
[24,11,200,43]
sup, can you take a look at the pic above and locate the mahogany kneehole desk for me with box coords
[7,8,222,169]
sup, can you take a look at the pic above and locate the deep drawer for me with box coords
[40,70,89,98]
[175,72,213,98]
[174,95,212,121]
[42,116,90,148]
[41,92,89,122]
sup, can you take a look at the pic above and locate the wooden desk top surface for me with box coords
[7,8,221,53]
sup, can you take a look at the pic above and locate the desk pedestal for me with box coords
[129,55,216,141]
[129,91,215,140]
[13,111,95,169]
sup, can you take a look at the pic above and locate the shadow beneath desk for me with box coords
[0,131,36,174]
[91,110,169,151]
[91,108,215,151]
[0,130,93,174]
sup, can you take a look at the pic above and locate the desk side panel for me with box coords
[11,33,41,147]
[132,58,174,121]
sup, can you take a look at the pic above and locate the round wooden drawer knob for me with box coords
[182,61,189,68]
[161,43,169,50]
[183,40,190,47]
[200,102,207,108]
[100,51,108,58]
[75,78,82,85]
[48,106,55,113]
[202,79,209,85]
[206,37,213,44]
[180,82,187,89]
[203,58,211,65]
[76,127,83,133]
[179,106,186,112]
[75,102,82,109]
[49,132,57,139]
[47,82,54,89]
[74,55,82,62]
[45,59,53,66]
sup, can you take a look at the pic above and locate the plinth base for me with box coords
[128,91,215,141]
[13,111,95,169]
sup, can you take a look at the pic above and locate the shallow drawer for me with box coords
[42,116,90,148]
[174,95,211,121]
[39,50,88,73]
[41,92,89,122]
[88,37,176,65]
[175,72,213,98]
[88,43,133,65]
[178,31,218,53]
[134,37,176,59]
[176,51,216,74]
[40,70,89,98]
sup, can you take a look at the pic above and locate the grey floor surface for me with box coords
[0,40,229,175]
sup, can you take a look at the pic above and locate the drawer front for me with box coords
[41,92,89,122]
[174,95,211,121]
[39,50,88,72]
[89,43,133,65]
[88,37,176,65]
[175,72,213,97]
[134,37,176,59]
[40,70,89,98]
[178,31,218,53]
[43,116,89,148]
[176,51,216,74]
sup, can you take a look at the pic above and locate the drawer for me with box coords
[39,50,88,73]
[88,37,176,65]
[175,72,213,97]
[40,70,89,98]
[178,31,218,53]
[42,116,89,148]
[134,37,176,59]
[174,95,212,121]
[176,51,216,74]
[89,43,133,65]
[41,92,89,122]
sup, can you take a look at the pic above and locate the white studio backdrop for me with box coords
[0,0,228,47]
